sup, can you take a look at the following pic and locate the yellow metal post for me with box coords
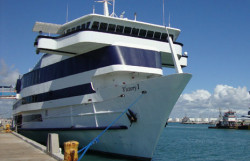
[64,141,79,161]
[5,124,11,133]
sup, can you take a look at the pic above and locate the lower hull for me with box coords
[208,126,236,129]
[16,73,192,160]
[209,125,250,130]
[18,128,151,161]
[236,125,250,130]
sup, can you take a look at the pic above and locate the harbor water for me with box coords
[81,123,250,161]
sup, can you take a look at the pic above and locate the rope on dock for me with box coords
[77,93,145,161]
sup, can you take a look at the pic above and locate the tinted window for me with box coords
[154,32,161,39]
[161,33,167,40]
[139,29,146,37]
[132,28,139,36]
[71,27,76,32]
[86,22,91,29]
[116,25,124,33]
[66,29,71,33]
[91,21,99,30]
[76,25,81,31]
[108,24,116,32]
[124,27,132,34]
[81,24,86,30]
[146,31,154,38]
[23,114,42,122]
[100,23,108,31]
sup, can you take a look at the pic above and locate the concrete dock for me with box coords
[0,129,63,161]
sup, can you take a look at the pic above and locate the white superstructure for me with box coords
[13,1,192,160]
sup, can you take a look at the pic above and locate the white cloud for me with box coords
[180,89,211,108]
[171,85,250,118]
[0,59,20,86]
[211,85,250,109]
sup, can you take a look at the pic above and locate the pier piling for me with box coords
[47,133,61,154]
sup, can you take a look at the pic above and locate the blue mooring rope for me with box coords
[77,93,144,161]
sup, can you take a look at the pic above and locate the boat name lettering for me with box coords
[122,84,139,92]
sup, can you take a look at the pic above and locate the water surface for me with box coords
[81,123,250,161]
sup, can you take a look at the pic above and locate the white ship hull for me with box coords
[18,73,191,160]
[14,4,192,160]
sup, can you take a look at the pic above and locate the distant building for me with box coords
[209,118,218,122]
[168,117,219,124]
[175,118,181,122]
[168,118,181,122]
[189,118,195,122]
[168,118,173,122]
[202,118,209,122]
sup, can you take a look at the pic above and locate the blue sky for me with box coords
[1,0,250,118]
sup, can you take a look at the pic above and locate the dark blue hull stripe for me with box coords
[87,149,151,161]
[21,46,161,89]
[38,48,77,55]
[13,83,95,109]
[18,125,128,131]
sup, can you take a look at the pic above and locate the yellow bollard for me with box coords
[5,124,11,133]
[64,141,79,161]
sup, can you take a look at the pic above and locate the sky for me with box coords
[0,0,250,118]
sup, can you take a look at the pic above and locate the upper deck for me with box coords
[33,14,180,42]
[32,0,188,71]
[33,13,187,68]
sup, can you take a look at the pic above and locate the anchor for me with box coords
[126,109,137,126]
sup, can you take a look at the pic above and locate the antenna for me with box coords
[168,12,171,27]
[66,3,69,23]
[110,0,117,17]
[163,0,171,27]
[93,5,95,14]
[163,0,165,26]
[95,0,112,16]
[120,11,125,18]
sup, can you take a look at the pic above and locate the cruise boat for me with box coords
[13,1,192,160]
[241,108,250,119]
[237,108,250,130]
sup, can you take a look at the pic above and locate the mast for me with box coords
[95,0,112,16]
[104,0,109,16]
[110,0,117,17]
